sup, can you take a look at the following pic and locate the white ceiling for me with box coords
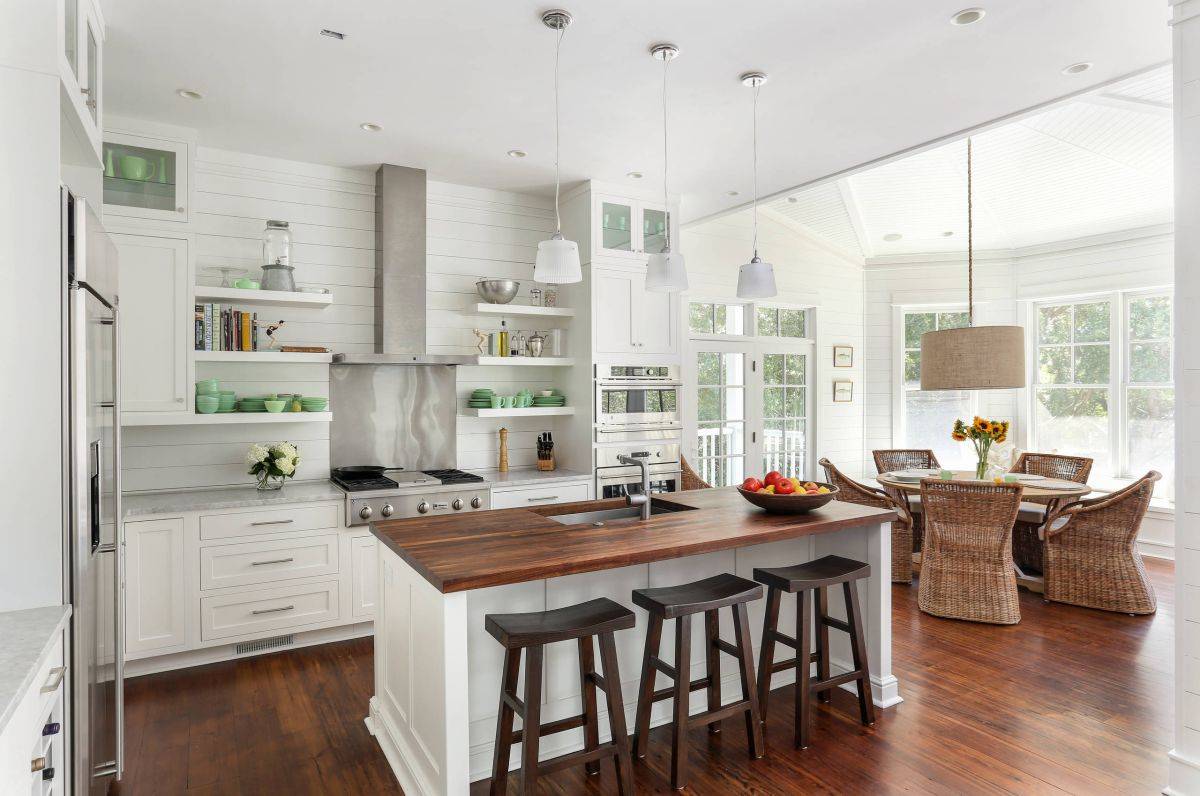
[765,66,1173,259]
[102,1,1169,224]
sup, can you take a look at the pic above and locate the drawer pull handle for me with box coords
[251,605,295,616]
[250,557,295,567]
[31,756,47,773]
[40,667,66,694]
[250,519,295,527]
[527,495,559,502]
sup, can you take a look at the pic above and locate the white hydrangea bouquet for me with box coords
[246,441,301,491]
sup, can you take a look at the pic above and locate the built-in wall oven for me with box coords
[595,364,681,442]
[595,443,681,499]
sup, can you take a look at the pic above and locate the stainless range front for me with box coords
[345,482,491,527]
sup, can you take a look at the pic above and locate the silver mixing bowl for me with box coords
[476,279,520,304]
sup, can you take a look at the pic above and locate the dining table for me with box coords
[874,470,1092,592]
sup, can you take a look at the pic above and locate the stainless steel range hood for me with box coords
[334,163,477,366]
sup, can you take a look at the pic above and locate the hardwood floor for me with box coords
[115,558,1174,794]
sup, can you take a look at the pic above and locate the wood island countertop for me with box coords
[369,487,896,593]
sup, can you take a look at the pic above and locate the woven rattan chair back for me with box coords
[1010,452,1093,483]
[873,449,940,474]
[819,458,915,583]
[680,455,712,491]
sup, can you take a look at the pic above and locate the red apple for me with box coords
[774,478,796,495]
[764,471,785,488]
[741,477,764,492]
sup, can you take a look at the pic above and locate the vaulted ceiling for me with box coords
[762,66,1173,260]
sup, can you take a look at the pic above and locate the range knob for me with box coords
[471,496,483,509]
[452,498,464,511]
[381,503,394,517]
[359,506,373,520]
[417,501,430,514]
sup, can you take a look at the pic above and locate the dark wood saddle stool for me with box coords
[486,597,636,795]
[631,573,765,790]
[754,554,875,749]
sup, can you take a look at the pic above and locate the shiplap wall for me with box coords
[680,209,867,479]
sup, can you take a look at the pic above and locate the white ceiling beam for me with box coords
[1078,93,1173,117]
[836,178,873,259]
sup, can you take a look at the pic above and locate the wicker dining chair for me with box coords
[918,479,1024,625]
[680,456,712,491]
[872,449,940,557]
[819,458,915,583]
[1042,471,1161,615]
[1008,452,1094,574]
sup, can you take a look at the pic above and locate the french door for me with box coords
[685,340,814,487]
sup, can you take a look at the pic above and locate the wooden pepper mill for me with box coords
[498,427,509,472]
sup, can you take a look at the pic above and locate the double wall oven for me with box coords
[594,364,682,498]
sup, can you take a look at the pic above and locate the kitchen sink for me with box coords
[546,501,696,526]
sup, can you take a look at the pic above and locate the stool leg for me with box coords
[703,609,722,734]
[815,585,832,704]
[757,586,781,722]
[489,647,521,796]
[577,636,601,776]
[671,614,693,790]
[519,645,544,795]
[633,613,663,759]
[731,602,765,759]
[843,580,876,726]
[796,589,812,750]
[598,631,635,796]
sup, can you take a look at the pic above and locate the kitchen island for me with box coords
[367,488,899,795]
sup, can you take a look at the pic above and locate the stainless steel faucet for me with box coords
[618,454,652,520]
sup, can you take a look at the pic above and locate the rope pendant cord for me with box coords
[967,137,974,327]
[662,53,670,252]
[752,83,760,257]
[553,25,564,234]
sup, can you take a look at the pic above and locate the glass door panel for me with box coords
[599,200,634,254]
[64,0,79,80]
[104,141,179,214]
[85,22,99,122]
[695,350,746,487]
[762,352,809,478]
[642,207,669,255]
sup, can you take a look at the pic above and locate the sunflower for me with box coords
[951,432,967,442]
[973,417,987,432]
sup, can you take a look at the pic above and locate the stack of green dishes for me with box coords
[468,388,494,409]
[299,396,328,412]
[217,390,237,413]
[238,396,268,413]
[532,391,566,408]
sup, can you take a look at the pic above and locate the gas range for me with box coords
[331,468,491,526]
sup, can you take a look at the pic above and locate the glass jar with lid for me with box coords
[263,220,291,267]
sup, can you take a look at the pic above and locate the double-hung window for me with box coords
[897,308,973,468]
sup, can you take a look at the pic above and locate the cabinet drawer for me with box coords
[200,581,340,641]
[200,534,339,590]
[491,481,591,510]
[199,504,339,541]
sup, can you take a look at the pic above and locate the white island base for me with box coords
[367,523,899,795]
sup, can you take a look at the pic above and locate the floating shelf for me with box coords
[473,356,575,367]
[122,411,333,427]
[194,286,333,309]
[459,407,575,418]
[193,350,333,363]
[471,303,575,318]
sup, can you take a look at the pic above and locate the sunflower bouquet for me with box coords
[951,417,1010,479]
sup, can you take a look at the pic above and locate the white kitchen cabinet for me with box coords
[103,132,190,222]
[0,631,65,795]
[490,479,592,509]
[592,268,679,356]
[125,517,187,655]
[112,233,190,413]
[58,0,104,165]
[592,194,674,262]
[350,535,378,620]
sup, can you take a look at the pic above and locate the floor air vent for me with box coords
[235,634,295,655]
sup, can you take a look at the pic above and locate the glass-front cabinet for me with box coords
[103,132,190,222]
[593,194,675,261]
[59,0,104,163]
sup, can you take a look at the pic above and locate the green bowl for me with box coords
[196,378,220,395]
[264,400,286,413]
[195,395,219,414]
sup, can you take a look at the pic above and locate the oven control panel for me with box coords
[347,489,491,527]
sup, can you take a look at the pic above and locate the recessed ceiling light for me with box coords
[176,89,204,100]
[506,149,527,158]
[360,122,383,132]
[320,29,345,40]
[1062,62,1092,75]
[627,171,644,179]
[950,7,986,26]
[942,231,954,237]
[727,190,740,197]
[883,233,903,242]
[787,196,799,203]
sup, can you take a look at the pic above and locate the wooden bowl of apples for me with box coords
[736,472,838,514]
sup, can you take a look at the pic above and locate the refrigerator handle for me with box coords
[110,304,124,780]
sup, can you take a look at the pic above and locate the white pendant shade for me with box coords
[645,251,688,292]
[919,325,1026,390]
[736,255,776,299]
[533,234,582,284]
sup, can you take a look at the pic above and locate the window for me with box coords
[695,350,747,487]
[762,353,808,475]
[757,306,808,338]
[898,309,973,468]
[688,302,746,335]
[1032,291,1173,496]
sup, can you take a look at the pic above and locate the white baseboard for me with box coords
[369,697,433,796]
[1166,748,1200,795]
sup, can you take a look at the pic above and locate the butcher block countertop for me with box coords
[369,487,896,593]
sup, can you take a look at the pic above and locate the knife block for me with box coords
[536,455,556,471]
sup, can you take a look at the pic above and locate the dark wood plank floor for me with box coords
[115,558,1174,794]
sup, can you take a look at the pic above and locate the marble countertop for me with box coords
[468,468,592,488]
[123,481,345,517]
[0,604,71,735]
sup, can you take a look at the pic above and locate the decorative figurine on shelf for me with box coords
[472,328,487,354]
[254,319,287,349]
[498,427,509,472]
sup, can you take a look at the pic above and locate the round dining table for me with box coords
[874,471,1092,500]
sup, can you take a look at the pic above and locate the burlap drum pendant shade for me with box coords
[919,325,1025,390]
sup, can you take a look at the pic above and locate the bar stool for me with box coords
[754,554,875,749]
[631,573,765,790]
[486,597,635,795]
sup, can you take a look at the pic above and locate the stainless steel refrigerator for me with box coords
[63,188,123,794]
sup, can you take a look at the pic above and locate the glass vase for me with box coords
[256,473,284,491]
[975,458,989,480]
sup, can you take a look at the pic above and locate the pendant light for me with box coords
[533,9,583,285]
[919,138,1025,389]
[644,44,688,292]
[736,72,777,299]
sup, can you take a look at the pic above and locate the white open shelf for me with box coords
[122,411,333,427]
[471,302,575,318]
[459,407,574,418]
[194,286,333,309]
[193,350,333,363]
[473,356,575,367]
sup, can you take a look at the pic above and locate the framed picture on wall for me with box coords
[833,380,854,403]
[833,345,853,368]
